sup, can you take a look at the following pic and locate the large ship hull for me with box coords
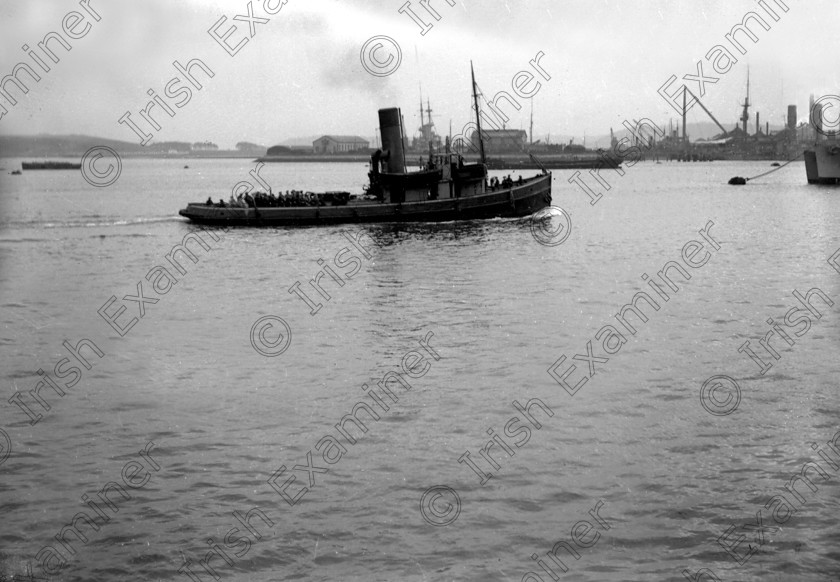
[179,173,552,227]
[805,144,840,184]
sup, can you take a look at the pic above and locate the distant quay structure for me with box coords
[265,145,311,156]
[472,129,528,154]
[191,141,218,152]
[312,135,370,154]
[257,136,373,162]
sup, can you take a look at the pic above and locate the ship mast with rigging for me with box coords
[740,67,751,137]
[470,61,486,165]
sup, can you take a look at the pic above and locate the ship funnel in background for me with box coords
[788,105,797,131]
[813,102,824,136]
[378,108,406,173]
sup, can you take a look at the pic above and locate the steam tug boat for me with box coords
[179,66,552,227]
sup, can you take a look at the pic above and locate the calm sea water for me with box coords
[0,157,838,582]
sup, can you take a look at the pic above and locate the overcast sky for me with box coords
[0,0,837,148]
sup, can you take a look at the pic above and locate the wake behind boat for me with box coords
[179,64,552,227]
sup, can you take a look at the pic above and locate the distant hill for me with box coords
[0,134,146,157]
[0,135,264,158]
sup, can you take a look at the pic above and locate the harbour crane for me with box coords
[681,85,729,138]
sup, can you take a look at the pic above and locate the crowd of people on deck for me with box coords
[202,175,529,208]
[487,175,525,190]
[206,190,350,208]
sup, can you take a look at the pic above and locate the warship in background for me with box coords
[804,95,840,184]
[805,143,840,184]
[407,96,444,155]
[651,72,825,163]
